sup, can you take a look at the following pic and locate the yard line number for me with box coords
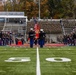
[5,57,71,62]
[5,57,30,62]
[46,57,71,62]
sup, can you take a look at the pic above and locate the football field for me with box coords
[0,46,76,75]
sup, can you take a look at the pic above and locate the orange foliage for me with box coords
[0,6,4,11]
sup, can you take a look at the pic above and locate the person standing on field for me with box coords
[28,28,35,48]
[39,29,46,48]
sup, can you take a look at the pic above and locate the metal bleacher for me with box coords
[63,19,76,34]
[0,22,4,31]
[27,20,62,34]
[3,23,25,32]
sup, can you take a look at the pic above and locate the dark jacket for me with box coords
[29,30,35,39]
[39,31,46,40]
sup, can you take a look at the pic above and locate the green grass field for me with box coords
[0,46,76,75]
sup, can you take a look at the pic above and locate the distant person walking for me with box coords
[39,29,46,48]
[28,28,35,48]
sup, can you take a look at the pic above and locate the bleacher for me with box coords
[27,21,62,34]
[0,22,4,31]
[3,23,25,31]
[63,19,76,34]
[0,19,76,35]
[0,19,76,43]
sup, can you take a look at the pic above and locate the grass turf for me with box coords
[0,46,76,75]
[0,46,36,75]
[39,46,76,75]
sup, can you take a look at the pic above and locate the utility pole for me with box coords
[34,0,41,20]
[39,0,40,20]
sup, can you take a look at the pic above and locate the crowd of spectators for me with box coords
[0,31,13,46]
[0,31,25,46]
[63,28,76,46]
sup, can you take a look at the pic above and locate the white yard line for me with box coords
[36,47,41,75]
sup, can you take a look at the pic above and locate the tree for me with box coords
[61,0,75,18]
[47,0,63,18]
[0,6,4,11]
[5,0,76,19]
[40,0,49,18]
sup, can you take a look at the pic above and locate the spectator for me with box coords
[21,37,25,45]
[15,38,18,45]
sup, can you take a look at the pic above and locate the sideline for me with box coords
[36,47,41,75]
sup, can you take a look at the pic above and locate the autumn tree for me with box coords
[61,0,75,18]
[47,0,63,18]
[4,0,76,19]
